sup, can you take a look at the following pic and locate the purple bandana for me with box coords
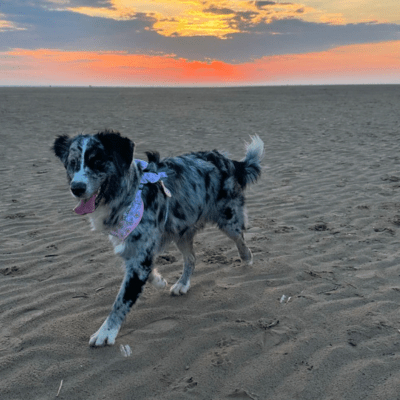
[74,159,169,241]
[109,189,144,240]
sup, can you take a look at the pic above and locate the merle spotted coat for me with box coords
[53,131,264,346]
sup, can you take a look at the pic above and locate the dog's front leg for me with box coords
[89,263,150,347]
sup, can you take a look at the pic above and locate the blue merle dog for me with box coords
[53,131,264,346]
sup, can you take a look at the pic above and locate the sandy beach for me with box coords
[1,85,400,399]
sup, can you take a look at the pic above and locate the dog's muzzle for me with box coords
[71,182,87,198]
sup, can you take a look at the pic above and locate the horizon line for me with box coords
[1,83,400,89]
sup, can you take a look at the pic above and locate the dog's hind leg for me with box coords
[148,235,169,290]
[225,229,253,265]
[219,208,253,265]
[170,231,196,295]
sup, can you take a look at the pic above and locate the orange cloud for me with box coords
[49,0,400,37]
[2,41,400,86]
[66,0,316,38]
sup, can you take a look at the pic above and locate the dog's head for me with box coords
[52,130,134,200]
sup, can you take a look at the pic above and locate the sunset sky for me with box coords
[1,0,399,86]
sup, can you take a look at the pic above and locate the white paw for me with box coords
[170,280,190,296]
[243,249,253,265]
[149,270,167,289]
[89,321,119,347]
[244,257,253,266]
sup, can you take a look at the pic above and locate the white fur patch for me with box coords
[108,234,126,255]
[89,319,120,347]
[89,206,109,232]
[149,270,167,289]
[71,137,89,186]
[170,280,190,295]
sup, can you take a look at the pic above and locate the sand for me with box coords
[1,85,400,400]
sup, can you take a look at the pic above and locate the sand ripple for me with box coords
[1,86,400,399]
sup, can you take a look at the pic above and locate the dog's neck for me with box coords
[90,162,144,233]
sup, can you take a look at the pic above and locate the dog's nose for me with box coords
[71,182,87,197]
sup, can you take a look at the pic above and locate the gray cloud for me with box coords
[203,6,236,15]
[253,1,276,9]
[45,0,110,7]
[126,20,400,63]
[0,2,399,64]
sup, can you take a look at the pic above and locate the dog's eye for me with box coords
[69,159,77,169]
[88,155,103,169]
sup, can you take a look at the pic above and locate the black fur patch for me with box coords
[224,207,233,220]
[142,184,159,210]
[129,232,142,242]
[145,151,161,164]
[143,255,153,269]
[52,135,71,165]
[217,172,229,201]
[166,160,185,176]
[179,227,189,237]
[95,130,134,174]
[204,151,229,172]
[233,160,247,188]
[157,207,165,224]
[100,175,121,205]
[123,273,146,305]
[204,172,211,190]
[171,202,186,220]
[85,148,107,172]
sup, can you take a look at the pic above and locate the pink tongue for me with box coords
[73,194,97,215]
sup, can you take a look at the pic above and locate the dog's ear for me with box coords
[96,131,134,173]
[52,135,71,164]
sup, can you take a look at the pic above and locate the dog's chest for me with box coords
[108,235,126,255]
[89,206,109,232]
[89,207,126,255]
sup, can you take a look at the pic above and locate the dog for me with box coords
[52,130,264,346]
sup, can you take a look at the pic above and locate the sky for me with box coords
[1,0,399,86]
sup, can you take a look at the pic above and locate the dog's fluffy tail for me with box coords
[235,135,264,188]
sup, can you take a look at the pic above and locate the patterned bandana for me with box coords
[74,159,169,241]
